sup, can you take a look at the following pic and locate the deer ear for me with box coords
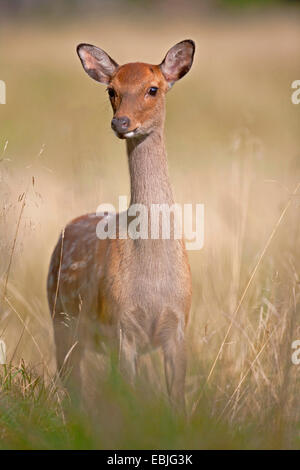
[77,44,118,84]
[160,40,195,87]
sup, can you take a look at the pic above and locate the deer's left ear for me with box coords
[160,40,195,87]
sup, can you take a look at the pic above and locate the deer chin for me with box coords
[113,127,140,140]
[123,130,137,139]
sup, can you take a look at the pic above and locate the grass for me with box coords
[0,11,300,449]
[1,359,295,450]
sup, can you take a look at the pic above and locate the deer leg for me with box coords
[118,328,137,386]
[163,332,187,414]
[53,312,83,393]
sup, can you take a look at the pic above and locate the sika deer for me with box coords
[47,40,194,411]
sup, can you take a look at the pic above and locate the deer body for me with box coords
[47,40,195,409]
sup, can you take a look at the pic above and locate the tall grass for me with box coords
[0,13,300,449]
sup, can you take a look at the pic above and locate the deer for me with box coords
[47,40,195,411]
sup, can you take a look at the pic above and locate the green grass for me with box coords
[1,359,297,450]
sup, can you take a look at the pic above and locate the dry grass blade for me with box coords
[59,340,78,377]
[1,188,27,308]
[217,321,280,422]
[192,181,300,416]
[4,296,66,424]
[52,227,65,319]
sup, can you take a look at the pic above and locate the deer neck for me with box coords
[126,130,174,207]
[125,129,184,270]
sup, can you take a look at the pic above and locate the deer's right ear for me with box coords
[77,44,118,84]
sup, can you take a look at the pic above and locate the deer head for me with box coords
[77,40,195,139]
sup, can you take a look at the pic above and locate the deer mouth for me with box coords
[115,127,139,139]
[123,129,138,138]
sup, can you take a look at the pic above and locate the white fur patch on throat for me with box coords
[124,131,136,138]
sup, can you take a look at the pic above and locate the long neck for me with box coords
[126,130,174,207]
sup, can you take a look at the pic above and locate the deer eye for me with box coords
[107,88,116,98]
[148,86,158,96]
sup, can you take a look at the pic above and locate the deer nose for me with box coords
[111,116,130,134]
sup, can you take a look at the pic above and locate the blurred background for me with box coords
[0,0,300,449]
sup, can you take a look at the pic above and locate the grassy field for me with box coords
[0,11,300,449]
